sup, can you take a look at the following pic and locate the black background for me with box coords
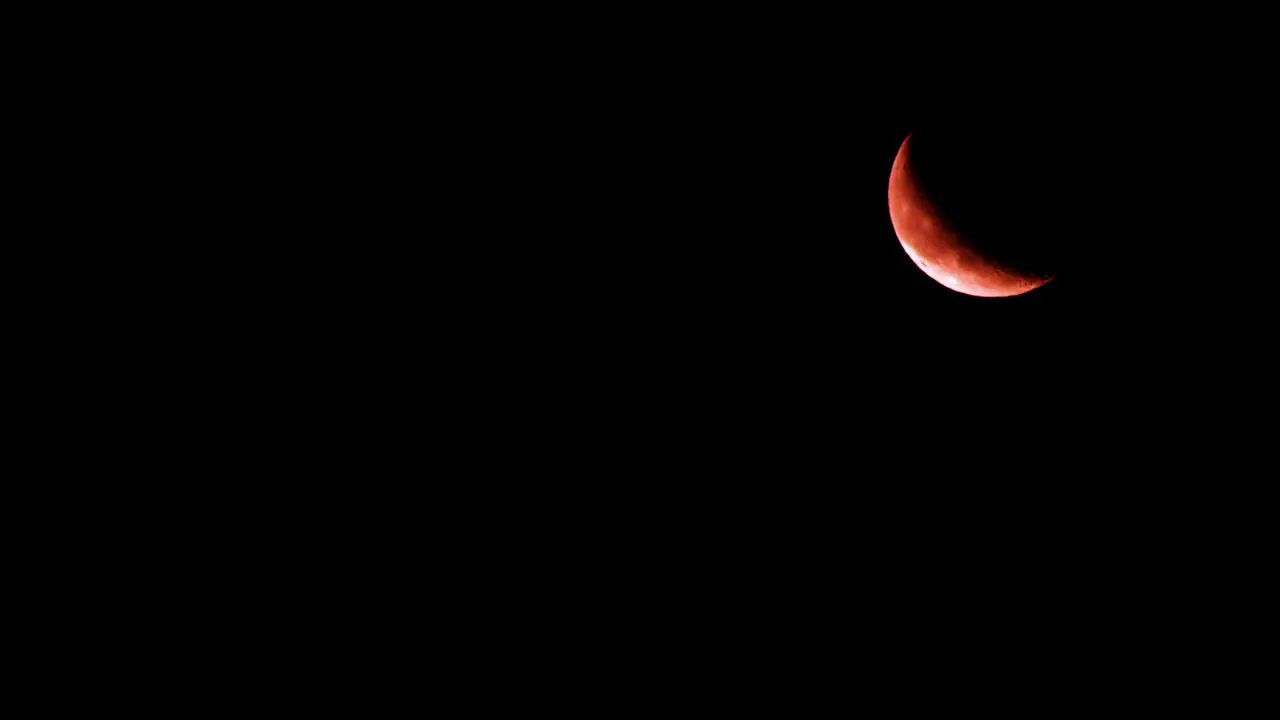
[9,9,1277,658]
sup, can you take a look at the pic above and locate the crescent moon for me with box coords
[888,134,1053,298]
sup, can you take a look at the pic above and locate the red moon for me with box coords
[888,135,1053,297]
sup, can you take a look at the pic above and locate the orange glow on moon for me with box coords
[888,135,1053,298]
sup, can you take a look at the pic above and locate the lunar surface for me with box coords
[888,134,1054,298]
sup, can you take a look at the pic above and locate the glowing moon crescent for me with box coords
[888,135,1053,297]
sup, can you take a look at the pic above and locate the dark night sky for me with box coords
[7,9,1277,674]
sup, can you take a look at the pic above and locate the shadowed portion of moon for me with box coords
[889,132,1056,298]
